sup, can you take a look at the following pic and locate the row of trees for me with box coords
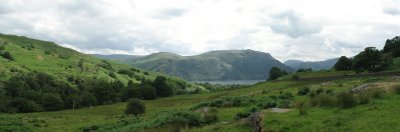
[0,72,184,113]
[334,47,393,72]
[334,36,399,72]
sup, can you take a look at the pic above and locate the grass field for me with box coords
[1,75,399,131]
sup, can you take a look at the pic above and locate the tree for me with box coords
[140,84,157,100]
[153,76,173,97]
[268,67,288,80]
[78,91,97,107]
[334,56,352,71]
[383,36,400,58]
[125,98,145,116]
[352,47,390,72]
[41,93,64,111]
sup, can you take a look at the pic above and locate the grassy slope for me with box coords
[0,34,175,85]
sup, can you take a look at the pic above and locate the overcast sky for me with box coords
[0,0,399,61]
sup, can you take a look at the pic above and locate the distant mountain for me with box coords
[284,58,338,70]
[91,54,142,60]
[108,50,294,81]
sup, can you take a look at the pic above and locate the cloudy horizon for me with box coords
[0,0,399,61]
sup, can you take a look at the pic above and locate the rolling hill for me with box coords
[284,58,338,71]
[98,50,294,81]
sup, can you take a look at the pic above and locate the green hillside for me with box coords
[107,49,294,81]
[0,34,197,113]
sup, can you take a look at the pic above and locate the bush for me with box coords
[199,107,218,124]
[1,52,14,61]
[393,85,400,94]
[235,111,252,120]
[78,92,97,107]
[336,92,356,108]
[152,110,202,127]
[263,102,277,109]
[297,87,310,96]
[0,45,4,50]
[125,98,145,116]
[140,84,157,100]
[294,99,308,115]
[109,72,117,78]
[310,94,337,107]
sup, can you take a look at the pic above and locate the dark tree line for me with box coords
[334,36,400,72]
[269,67,288,80]
[0,72,185,113]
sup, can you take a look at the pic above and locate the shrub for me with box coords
[310,94,337,107]
[278,100,292,108]
[294,99,308,115]
[1,52,14,61]
[316,88,324,94]
[109,72,117,78]
[140,84,157,100]
[278,92,294,100]
[336,92,356,108]
[0,45,4,50]
[297,87,310,96]
[125,98,145,116]
[263,102,277,109]
[292,75,300,80]
[199,107,218,124]
[393,85,400,94]
[152,110,201,127]
[58,53,71,59]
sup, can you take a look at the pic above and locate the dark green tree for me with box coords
[140,81,157,100]
[41,93,64,111]
[268,67,288,80]
[153,76,173,97]
[383,36,400,58]
[334,56,352,71]
[352,47,390,72]
[125,98,145,116]
[78,91,97,107]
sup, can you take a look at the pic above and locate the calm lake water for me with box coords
[193,80,265,85]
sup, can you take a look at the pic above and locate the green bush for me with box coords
[294,99,308,115]
[336,92,356,109]
[1,52,14,61]
[263,102,277,109]
[310,94,337,107]
[200,107,218,124]
[152,110,201,127]
[0,45,4,50]
[125,98,145,116]
[393,85,400,94]
[297,87,310,96]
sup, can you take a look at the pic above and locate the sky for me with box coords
[0,0,399,61]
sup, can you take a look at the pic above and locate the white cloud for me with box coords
[0,0,399,61]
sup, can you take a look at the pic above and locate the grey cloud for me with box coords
[153,8,187,20]
[270,11,321,38]
[383,7,400,16]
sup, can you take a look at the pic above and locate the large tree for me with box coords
[352,47,390,72]
[153,76,173,97]
[268,67,288,80]
[383,36,400,58]
[334,56,352,71]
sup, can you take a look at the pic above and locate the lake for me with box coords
[193,80,265,85]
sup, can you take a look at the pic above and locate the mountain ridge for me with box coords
[95,49,294,81]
